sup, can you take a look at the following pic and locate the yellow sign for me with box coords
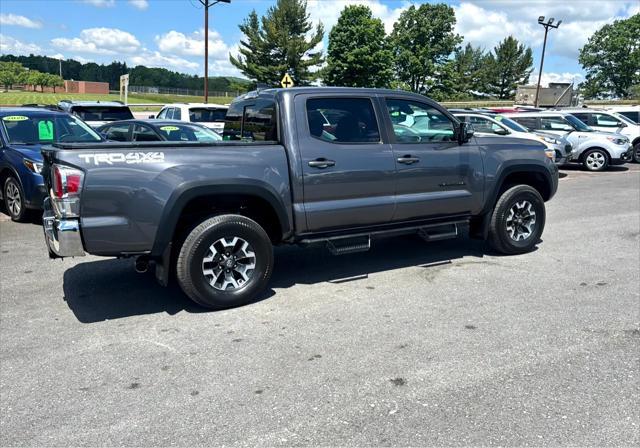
[281,73,294,89]
[160,126,180,132]
[2,115,29,122]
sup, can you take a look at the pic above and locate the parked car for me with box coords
[58,100,134,129]
[97,120,222,143]
[504,111,633,171]
[0,107,103,221]
[605,106,640,125]
[154,103,228,134]
[562,108,640,163]
[453,112,573,165]
[41,87,558,309]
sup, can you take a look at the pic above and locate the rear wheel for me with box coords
[582,148,609,172]
[488,185,545,255]
[176,214,273,309]
[3,176,27,222]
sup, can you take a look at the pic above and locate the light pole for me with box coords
[197,0,230,103]
[534,16,562,107]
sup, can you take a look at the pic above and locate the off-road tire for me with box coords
[488,185,545,255]
[3,176,27,222]
[176,214,273,309]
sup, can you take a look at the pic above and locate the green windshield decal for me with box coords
[38,120,54,140]
[495,115,503,122]
[2,115,29,122]
[160,126,180,132]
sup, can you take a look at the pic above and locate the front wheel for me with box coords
[582,148,609,172]
[3,176,27,222]
[176,214,274,310]
[488,185,546,255]
[633,143,640,164]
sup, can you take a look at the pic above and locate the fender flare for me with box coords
[482,163,555,215]
[150,179,291,257]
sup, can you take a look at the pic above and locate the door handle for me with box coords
[397,156,420,165]
[308,158,336,168]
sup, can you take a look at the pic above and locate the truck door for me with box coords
[295,95,396,232]
[381,97,484,221]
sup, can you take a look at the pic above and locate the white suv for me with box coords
[155,103,228,134]
[453,112,573,165]
[505,112,633,171]
[563,108,640,163]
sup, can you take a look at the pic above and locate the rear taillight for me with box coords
[50,164,84,217]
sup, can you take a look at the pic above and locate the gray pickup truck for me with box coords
[41,87,558,309]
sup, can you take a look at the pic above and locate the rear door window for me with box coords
[306,97,380,143]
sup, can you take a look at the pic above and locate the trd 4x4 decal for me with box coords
[78,152,165,165]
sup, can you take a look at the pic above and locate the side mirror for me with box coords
[494,127,509,136]
[148,115,155,119]
[458,122,474,144]
[619,122,627,128]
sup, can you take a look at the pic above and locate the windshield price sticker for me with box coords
[2,115,29,122]
[38,120,54,141]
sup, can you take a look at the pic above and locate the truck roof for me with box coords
[237,86,437,102]
[58,100,127,107]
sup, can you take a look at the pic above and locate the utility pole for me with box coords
[197,0,230,103]
[59,58,62,78]
[534,16,562,108]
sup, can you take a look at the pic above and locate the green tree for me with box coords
[389,3,462,93]
[323,5,393,88]
[46,73,65,93]
[484,36,533,99]
[0,61,27,91]
[450,43,489,98]
[230,0,324,86]
[579,14,640,99]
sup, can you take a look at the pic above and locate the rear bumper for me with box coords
[42,198,85,258]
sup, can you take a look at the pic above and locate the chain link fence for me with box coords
[128,85,242,98]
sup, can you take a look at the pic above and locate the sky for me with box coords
[0,0,638,86]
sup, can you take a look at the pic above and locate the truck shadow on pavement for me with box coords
[63,235,487,323]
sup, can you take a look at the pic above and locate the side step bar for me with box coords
[302,220,467,256]
[326,236,371,255]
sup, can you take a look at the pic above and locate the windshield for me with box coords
[1,113,103,144]
[565,114,593,131]
[72,106,133,122]
[494,115,529,132]
[156,124,222,142]
[189,107,227,123]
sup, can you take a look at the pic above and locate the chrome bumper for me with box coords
[42,198,85,258]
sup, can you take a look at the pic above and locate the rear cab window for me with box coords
[189,107,227,123]
[71,106,133,122]
[223,99,278,142]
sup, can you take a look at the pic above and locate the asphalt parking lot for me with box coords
[1,165,639,446]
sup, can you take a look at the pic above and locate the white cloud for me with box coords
[80,0,115,7]
[128,0,149,10]
[307,0,407,34]
[52,27,141,55]
[472,0,635,23]
[0,34,42,55]
[155,29,229,58]
[130,50,200,71]
[528,71,584,87]
[0,13,42,29]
